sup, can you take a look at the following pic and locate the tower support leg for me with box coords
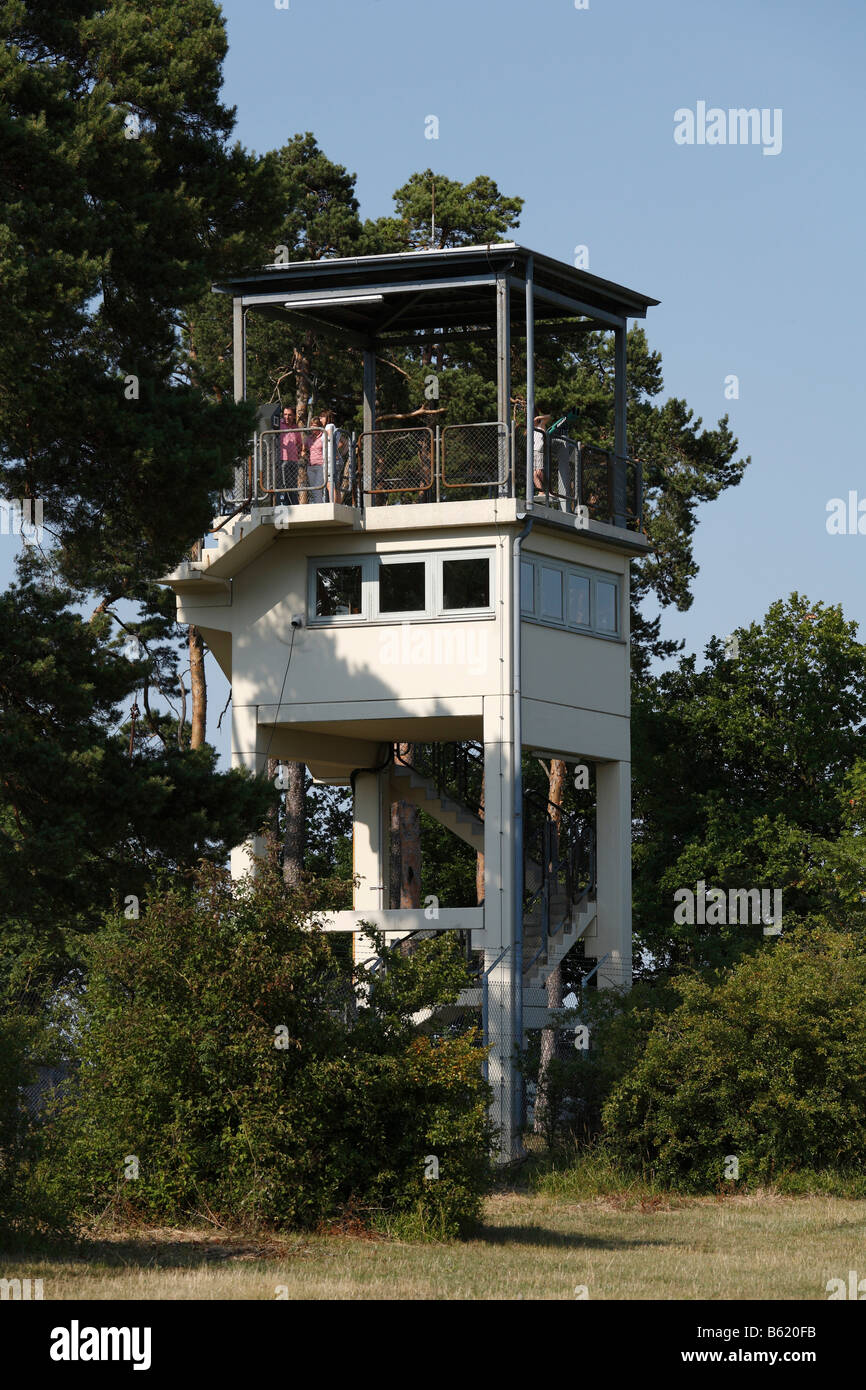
[481,702,522,1162]
[594,759,633,990]
[230,703,268,879]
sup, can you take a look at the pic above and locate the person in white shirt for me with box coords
[532,412,552,494]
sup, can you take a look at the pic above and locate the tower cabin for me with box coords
[164,243,658,1159]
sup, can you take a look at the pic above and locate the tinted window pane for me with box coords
[315,564,362,617]
[442,557,490,610]
[520,560,534,613]
[596,579,618,632]
[567,573,590,627]
[380,561,426,613]
[540,566,563,620]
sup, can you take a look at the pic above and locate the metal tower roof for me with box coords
[214,242,659,344]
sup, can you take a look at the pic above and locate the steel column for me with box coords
[495,274,511,434]
[362,348,376,502]
[525,257,535,504]
[613,320,627,527]
[232,298,245,404]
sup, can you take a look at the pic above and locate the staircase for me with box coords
[392,744,596,993]
[389,761,485,853]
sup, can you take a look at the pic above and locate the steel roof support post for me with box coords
[495,274,511,475]
[232,298,250,502]
[232,297,246,404]
[363,348,376,507]
[525,258,535,505]
[613,320,627,527]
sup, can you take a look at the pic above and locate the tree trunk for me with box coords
[390,798,402,909]
[283,761,306,887]
[294,333,314,503]
[535,758,567,1138]
[188,624,207,749]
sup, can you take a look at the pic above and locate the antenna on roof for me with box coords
[431,177,436,248]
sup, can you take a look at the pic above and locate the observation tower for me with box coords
[164,243,658,1159]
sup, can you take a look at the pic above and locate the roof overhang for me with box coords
[214,243,659,345]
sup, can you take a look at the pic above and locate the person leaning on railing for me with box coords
[307,408,349,503]
[532,412,553,493]
[277,404,306,505]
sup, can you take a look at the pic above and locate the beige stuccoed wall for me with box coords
[178,520,632,754]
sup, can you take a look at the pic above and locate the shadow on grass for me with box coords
[0,1230,313,1273]
[474,1223,669,1251]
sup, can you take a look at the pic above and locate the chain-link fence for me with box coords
[360,427,434,502]
[256,426,347,504]
[440,422,510,499]
[216,423,642,527]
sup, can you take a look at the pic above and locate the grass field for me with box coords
[4,1184,865,1300]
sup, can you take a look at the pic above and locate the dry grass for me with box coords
[3,1189,865,1300]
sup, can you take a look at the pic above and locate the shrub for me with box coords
[48,866,491,1236]
[602,927,866,1188]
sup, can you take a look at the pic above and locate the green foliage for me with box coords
[602,928,866,1189]
[47,867,492,1237]
[0,0,279,599]
[522,979,679,1148]
[0,1003,71,1243]
[0,568,274,974]
[365,169,523,250]
[633,594,866,972]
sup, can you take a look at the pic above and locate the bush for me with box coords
[47,866,491,1236]
[602,927,866,1189]
[0,1008,71,1243]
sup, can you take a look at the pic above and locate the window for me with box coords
[596,579,618,633]
[308,549,494,625]
[379,559,426,614]
[314,563,363,618]
[567,573,590,628]
[442,556,490,611]
[520,560,534,613]
[540,566,563,621]
[521,555,622,639]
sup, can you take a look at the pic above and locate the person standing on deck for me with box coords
[277,404,304,505]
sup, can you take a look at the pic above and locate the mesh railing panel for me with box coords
[579,445,615,523]
[546,435,581,510]
[360,427,434,500]
[221,453,254,510]
[441,422,509,497]
[257,427,333,503]
[626,455,643,530]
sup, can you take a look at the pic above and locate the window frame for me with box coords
[308,556,372,625]
[436,549,495,618]
[372,554,433,620]
[306,547,496,627]
[520,553,623,640]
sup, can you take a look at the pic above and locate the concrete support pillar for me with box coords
[594,759,633,990]
[352,768,391,968]
[230,702,268,879]
[482,698,521,1162]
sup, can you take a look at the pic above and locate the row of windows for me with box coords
[307,549,621,637]
[520,554,621,637]
[309,551,493,623]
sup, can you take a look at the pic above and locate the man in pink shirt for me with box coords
[276,405,305,504]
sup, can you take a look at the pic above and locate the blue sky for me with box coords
[213,0,865,661]
[4,0,863,755]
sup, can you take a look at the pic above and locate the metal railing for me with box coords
[219,421,643,531]
[440,421,510,498]
[359,426,434,501]
[523,793,596,973]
